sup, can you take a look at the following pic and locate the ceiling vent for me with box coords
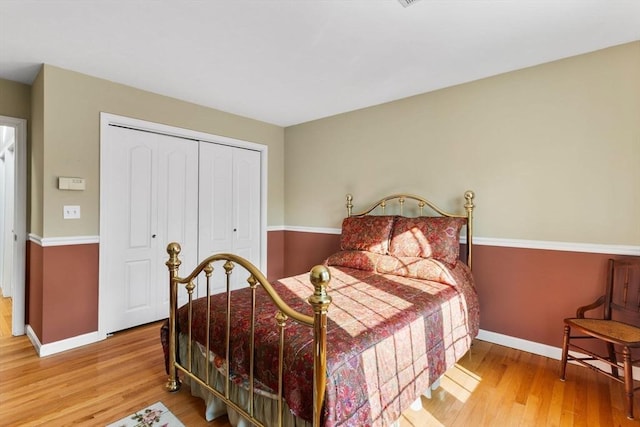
[398,0,422,7]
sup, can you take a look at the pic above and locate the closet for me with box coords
[99,115,264,335]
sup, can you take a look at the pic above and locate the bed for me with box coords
[161,191,479,426]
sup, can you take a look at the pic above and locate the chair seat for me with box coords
[566,318,640,345]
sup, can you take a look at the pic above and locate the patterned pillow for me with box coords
[388,216,466,266]
[325,250,379,271]
[375,256,458,286]
[340,215,396,254]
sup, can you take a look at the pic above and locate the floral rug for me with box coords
[107,402,185,427]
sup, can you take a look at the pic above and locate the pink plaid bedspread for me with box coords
[162,262,479,426]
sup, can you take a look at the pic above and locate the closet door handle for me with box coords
[152,234,157,238]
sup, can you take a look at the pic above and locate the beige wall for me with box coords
[37,65,285,238]
[31,72,44,236]
[0,78,30,119]
[0,78,33,233]
[284,42,640,246]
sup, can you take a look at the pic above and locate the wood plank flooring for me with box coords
[1,294,638,426]
[0,292,12,338]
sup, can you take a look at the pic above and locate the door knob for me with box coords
[152,234,157,238]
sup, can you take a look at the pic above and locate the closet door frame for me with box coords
[98,113,268,341]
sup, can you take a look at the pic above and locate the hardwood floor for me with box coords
[0,295,638,426]
[0,291,12,338]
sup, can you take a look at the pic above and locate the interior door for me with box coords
[101,125,198,333]
[199,142,261,293]
[232,146,261,263]
[1,147,14,298]
[0,118,26,337]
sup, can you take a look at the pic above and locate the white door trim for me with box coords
[98,112,268,340]
[0,115,26,336]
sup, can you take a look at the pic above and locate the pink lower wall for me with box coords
[27,241,99,344]
[282,231,341,277]
[26,241,43,339]
[26,231,639,350]
[281,231,640,349]
[472,245,626,347]
[42,244,99,343]
[267,230,285,281]
[26,231,302,344]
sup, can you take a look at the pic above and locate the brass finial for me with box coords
[346,194,353,217]
[204,262,213,276]
[167,241,181,256]
[464,190,475,209]
[166,242,182,269]
[186,281,196,294]
[275,311,288,327]
[310,265,330,289]
[308,265,332,306]
[247,275,258,289]
[223,260,234,274]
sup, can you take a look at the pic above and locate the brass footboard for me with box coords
[165,242,332,427]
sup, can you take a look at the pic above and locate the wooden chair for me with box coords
[560,258,640,419]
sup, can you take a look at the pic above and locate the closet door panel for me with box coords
[199,143,233,255]
[124,260,152,311]
[199,142,261,292]
[158,141,198,310]
[232,148,261,266]
[102,125,197,333]
[128,145,154,249]
[102,127,158,332]
[199,143,234,293]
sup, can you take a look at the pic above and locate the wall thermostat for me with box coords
[58,177,86,191]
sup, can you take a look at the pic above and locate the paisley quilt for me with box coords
[162,259,479,426]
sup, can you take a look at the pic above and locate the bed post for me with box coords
[308,265,332,427]
[464,191,475,270]
[166,242,182,392]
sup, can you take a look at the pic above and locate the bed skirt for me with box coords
[179,333,412,427]
[178,332,312,426]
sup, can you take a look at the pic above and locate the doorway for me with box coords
[0,116,27,336]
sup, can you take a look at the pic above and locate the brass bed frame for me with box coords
[164,191,475,427]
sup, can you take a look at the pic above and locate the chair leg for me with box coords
[607,342,619,378]
[623,347,634,420]
[560,324,570,381]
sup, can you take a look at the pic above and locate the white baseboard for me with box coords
[477,329,562,360]
[26,325,102,357]
[25,325,41,354]
[477,328,640,378]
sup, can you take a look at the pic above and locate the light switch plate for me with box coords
[63,205,81,219]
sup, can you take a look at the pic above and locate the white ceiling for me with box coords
[1,1,639,127]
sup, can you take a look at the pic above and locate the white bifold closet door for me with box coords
[198,142,261,294]
[102,124,262,333]
[101,125,198,333]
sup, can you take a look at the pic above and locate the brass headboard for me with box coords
[345,191,475,269]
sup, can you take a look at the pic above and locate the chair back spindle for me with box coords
[607,260,640,324]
